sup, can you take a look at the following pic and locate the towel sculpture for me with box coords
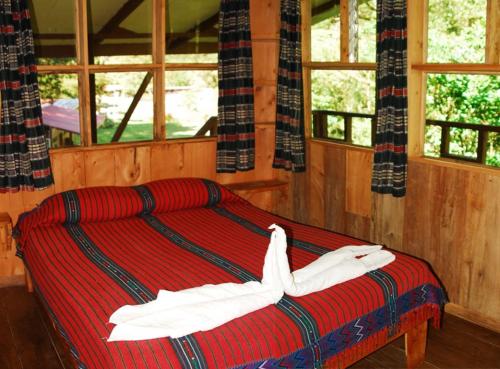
[108,224,395,341]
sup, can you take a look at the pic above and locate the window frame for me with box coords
[36,0,219,149]
[304,0,377,149]
[409,0,499,168]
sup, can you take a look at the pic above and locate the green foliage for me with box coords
[428,0,486,63]
[426,74,500,166]
[97,123,153,144]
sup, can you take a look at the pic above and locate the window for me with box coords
[165,0,219,138]
[427,0,487,64]
[30,0,219,149]
[308,0,377,147]
[420,0,499,168]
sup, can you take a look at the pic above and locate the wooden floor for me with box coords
[1,286,499,369]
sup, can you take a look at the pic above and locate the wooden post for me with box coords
[406,0,428,157]
[486,0,499,64]
[340,0,358,62]
[344,115,352,143]
[477,130,489,164]
[405,320,428,369]
[440,125,450,157]
[75,0,92,146]
[312,112,328,139]
[152,0,166,140]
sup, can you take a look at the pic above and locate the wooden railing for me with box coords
[195,116,218,137]
[426,119,500,164]
[312,110,500,165]
[312,110,376,145]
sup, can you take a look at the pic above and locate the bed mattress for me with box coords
[15,178,445,369]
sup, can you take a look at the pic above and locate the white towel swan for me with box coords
[108,224,395,341]
[269,224,395,297]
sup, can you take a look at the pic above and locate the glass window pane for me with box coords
[39,73,80,148]
[88,0,153,64]
[312,70,375,113]
[357,0,376,63]
[426,74,499,124]
[487,133,500,167]
[425,74,499,166]
[427,0,487,63]
[449,128,478,158]
[352,117,373,146]
[424,125,442,158]
[94,72,154,144]
[165,70,218,139]
[311,0,341,62]
[311,70,375,145]
[165,0,219,63]
[29,0,76,65]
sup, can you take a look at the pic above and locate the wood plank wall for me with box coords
[278,140,500,332]
[0,0,281,282]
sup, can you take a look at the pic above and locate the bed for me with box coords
[14,178,445,369]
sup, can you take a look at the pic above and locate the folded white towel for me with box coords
[108,228,284,341]
[270,224,395,297]
[108,224,395,341]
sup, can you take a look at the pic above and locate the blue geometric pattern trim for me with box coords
[62,191,81,224]
[134,185,156,214]
[202,179,222,207]
[230,284,444,369]
[61,193,206,369]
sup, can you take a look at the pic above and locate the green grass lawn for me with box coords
[97,123,153,144]
[96,121,203,143]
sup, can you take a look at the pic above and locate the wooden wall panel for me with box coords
[288,140,500,330]
[308,142,326,227]
[346,150,372,217]
[114,147,151,186]
[254,86,276,123]
[323,144,346,233]
[370,194,405,249]
[85,150,116,187]
[51,151,86,192]
[404,161,500,327]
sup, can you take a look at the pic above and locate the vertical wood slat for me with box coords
[477,130,489,164]
[75,0,92,147]
[312,112,328,138]
[340,0,349,63]
[406,0,427,157]
[440,125,450,157]
[153,0,166,140]
[486,0,500,64]
[344,115,352,143]
[302,0,312,139]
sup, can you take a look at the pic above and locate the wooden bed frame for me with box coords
[25,270,428,369]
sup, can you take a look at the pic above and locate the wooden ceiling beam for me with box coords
[94,0,145,44]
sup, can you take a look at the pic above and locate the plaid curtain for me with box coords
[371,0,408,197]
[0,0,53,192]
[273,0,305,172]
[216,0,255,173]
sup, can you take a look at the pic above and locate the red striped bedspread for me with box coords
[15,178,445,369]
